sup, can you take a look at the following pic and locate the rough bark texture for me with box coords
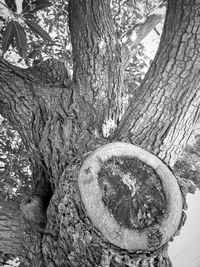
[0,0,199,266]
[114,0,200,167]
[69,0,123,134]
[0,201,22,256]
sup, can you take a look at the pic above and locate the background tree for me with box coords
[0,0,199,266]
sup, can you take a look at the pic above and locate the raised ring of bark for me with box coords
[78,142,183,251]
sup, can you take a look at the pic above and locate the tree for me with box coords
[0,0,199,266]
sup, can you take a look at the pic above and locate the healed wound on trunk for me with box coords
[78,143,183,252]
[98,156,166,229]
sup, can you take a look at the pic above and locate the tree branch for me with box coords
[114,0,200,169]
[121,1,167,69]
[0,58,74,188]
[0,58,38,143]
[69,0,123,134]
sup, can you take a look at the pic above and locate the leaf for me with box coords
[23,13,35,19]
[22,0,31,13]
[13,21,27,58]
[29,0,52,13]
[25,19,52,42]
[28,48,40,59]
[2,21,15,55]
[5,0,17,12]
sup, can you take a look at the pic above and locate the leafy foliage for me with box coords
[4,0,17,13]
[28,1,52,13]
[25,19,52,42]
[124,43,150,99]
[111,0,163,39]
[0,116,31,202]
[13,20,27,58]
[1,0,53,61]
[111,0,163,107]
[2,21,14,55]
[174,137,200,190]
[0,256,20,267]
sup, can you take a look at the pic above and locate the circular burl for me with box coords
[78,142,183,251]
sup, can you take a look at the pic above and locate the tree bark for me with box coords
[0,0,199,266]
[0,201,22,256]
[114,0,200,167]
[69,0,124,133]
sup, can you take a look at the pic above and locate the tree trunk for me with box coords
[0,0,199,266]
[0,202,22,255]
[114,0,200,168]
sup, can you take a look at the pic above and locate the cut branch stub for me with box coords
[78,142,183,251]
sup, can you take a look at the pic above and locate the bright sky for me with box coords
[169,190,200,266]
[142,23,163,60]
